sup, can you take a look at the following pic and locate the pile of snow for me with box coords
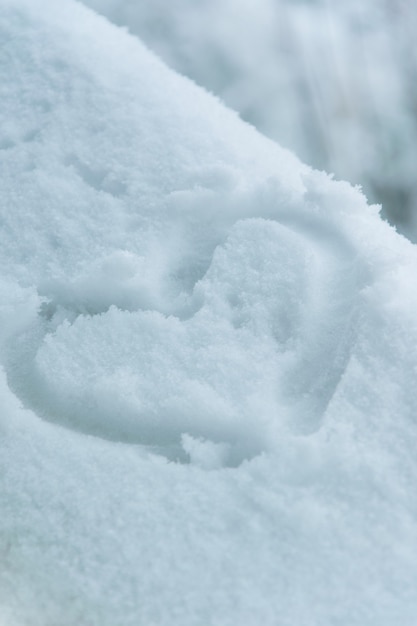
[1,1,417,624]
[83,0,417,240]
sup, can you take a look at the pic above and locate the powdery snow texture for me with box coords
[82,0,417,240]
[1,1,417,625]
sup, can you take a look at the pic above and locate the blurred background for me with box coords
[83,0,417,241]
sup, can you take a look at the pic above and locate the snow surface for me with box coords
[1,0,417,624]
[82,0,417,240]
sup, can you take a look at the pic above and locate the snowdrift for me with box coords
[1,1,417,624]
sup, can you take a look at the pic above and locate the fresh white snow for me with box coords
[82,0,417,240]
[1,1,417,624]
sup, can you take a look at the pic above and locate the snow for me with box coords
[1,0,417,624]
[82,0,417,240]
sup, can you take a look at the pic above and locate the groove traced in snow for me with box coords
[4,203,362,467]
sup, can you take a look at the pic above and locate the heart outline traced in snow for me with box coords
[2,2,417,625]
[2,0,417,475]
[1,172,401,469]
